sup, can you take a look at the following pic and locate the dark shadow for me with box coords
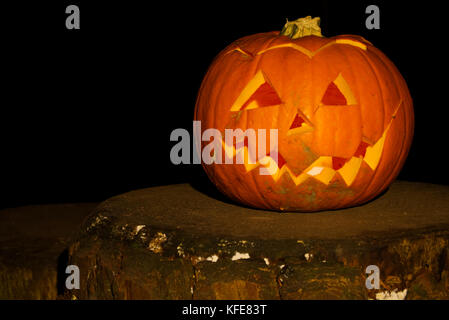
[188,166,255,209]
[56,248,69,296]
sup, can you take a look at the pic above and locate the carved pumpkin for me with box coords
[194,17,414,212]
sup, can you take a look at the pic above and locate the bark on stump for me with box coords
[65,181,449,300]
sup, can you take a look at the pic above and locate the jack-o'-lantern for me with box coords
[194,17,414,212]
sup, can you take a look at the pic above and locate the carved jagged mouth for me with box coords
[220,101,402,187]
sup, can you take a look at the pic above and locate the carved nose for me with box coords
[289,114,306,129]
[287,113,314,137]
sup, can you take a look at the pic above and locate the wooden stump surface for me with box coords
[64,181,449,300]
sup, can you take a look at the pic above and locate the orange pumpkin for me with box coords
[194,17,414,212]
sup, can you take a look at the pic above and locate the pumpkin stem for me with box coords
[280,16,323,39]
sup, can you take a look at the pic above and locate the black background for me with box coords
[1,1,447,209]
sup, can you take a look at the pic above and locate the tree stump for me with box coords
[0,203,98,299]
[66,181,449,300]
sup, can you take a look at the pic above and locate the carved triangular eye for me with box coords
[241,82,282,110]
[230,71,282,111]
[322,82,347,105]
[321,74,357,106]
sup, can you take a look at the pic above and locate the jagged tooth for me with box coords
[287,167,309,185]
[306,166,336,185]
[307,166,324,176]
[338,157,363,186]
[364,135,385,171]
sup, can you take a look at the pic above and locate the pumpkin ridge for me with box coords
[354,100,404,205]
[352,46,386,143]
[349,49,399,204]
[369,99,408,203]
